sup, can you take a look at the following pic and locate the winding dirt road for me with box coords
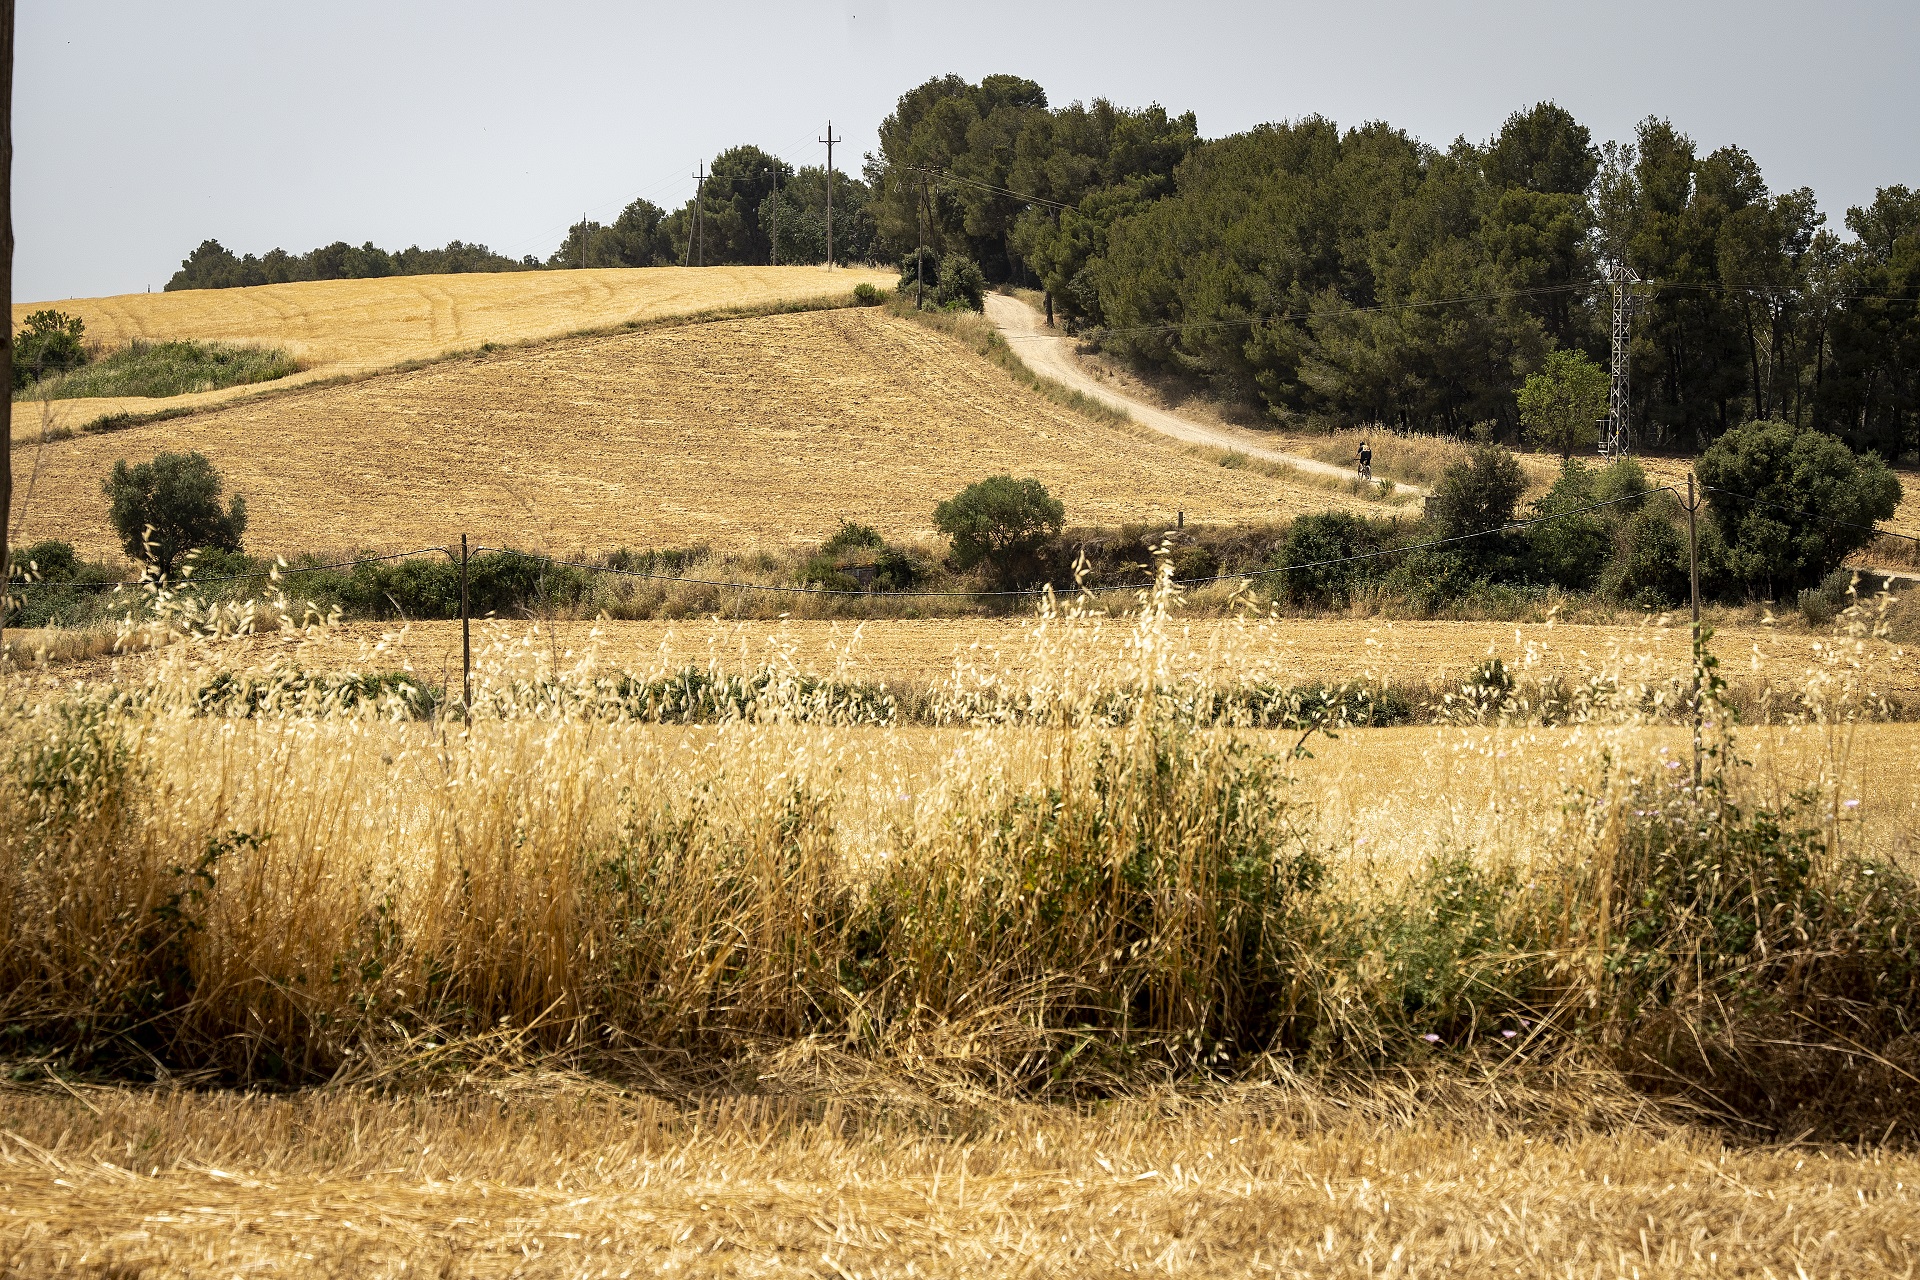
[985,293,1419,492]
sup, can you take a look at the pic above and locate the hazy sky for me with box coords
[14,1,1918,302]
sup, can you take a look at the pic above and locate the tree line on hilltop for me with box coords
[162,72,1917,460]
[167,154,876,291]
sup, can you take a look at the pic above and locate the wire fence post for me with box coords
[1687,474,1702,792]
[459,533,471,721]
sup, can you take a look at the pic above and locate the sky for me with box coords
[13,0,1919,303]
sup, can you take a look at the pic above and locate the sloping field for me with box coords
[10,306,1362,561]
[8,265,893,437]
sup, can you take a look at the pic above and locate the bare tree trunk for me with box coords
[1,1,14,654]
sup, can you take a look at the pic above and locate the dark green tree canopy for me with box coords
[1695,418,1902,596]
[168,238,536,290]
[548,199,674,270]
[101,451,248,577]
[1483,102,1599,195]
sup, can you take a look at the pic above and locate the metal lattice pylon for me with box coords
[1603,264,1641,459]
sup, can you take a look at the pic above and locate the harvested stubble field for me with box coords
[9,306,1357,564]
[44,608,1908,709]
[4,588,1919,1275]
[7,265,894,436]
[6,1079,1918,1278]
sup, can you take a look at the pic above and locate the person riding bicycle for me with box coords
[1357,440,1373,482]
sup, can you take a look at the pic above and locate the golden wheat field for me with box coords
[8,305,1365,563]
[8,265,895,435]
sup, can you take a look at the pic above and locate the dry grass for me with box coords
[4,580,1918,1274]
[5,1078,1918,1277]
[1279,428,1477,492]
[8,265,896,437]
[50,609,1906,709]
[9,307,1354,563]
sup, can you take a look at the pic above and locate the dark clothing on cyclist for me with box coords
[1359,443,1373,469]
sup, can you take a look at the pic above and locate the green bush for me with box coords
[12,310,88,391]
[934,254,986,311]
[24,340,299,400]
[1429,444,1525,555]
[800,521,919,592]
[1797,567,1854,626]
[101,451,248,578]
[1278,511,1373,607]
[1600,495,1690,607]
[5,540,124,629]
[934,476,1064,586]
[1697,418,1902,597]
[851,282,883,306]
[1525,459,1610,591]
[895,249,986,312]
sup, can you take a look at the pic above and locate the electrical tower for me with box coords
[820,121,840,267]
[1602,264,1641,459]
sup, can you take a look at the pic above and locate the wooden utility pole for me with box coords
[770,160,779,266]
[459,533,471,719]
[1,1,12,658]
[1687,473,1702,790]
[692,162,706,267]
[580,212,587,270]
[915,168,926,307]
[820,121,840,267]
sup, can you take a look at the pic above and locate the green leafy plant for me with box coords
[1517,348,1609,460]
[12,309,89,391]
[934,476,1064,586]
[1696,418,1902,597]
[101,451,248,578]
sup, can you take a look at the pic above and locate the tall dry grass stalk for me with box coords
[1,562,1915,1134]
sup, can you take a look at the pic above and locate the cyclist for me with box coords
[1357,439,1373,483]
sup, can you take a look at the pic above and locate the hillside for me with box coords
[9,303,1367,562]
[8,265,893,437]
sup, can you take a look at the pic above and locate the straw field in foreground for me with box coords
[9,306,1362,563]
[6,1080,1917,1277]
[7,265,894,436]
[4,584,1917,1275]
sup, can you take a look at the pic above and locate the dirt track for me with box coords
[985,293,1423,493]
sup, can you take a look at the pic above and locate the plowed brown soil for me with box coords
[10,307,1364,562]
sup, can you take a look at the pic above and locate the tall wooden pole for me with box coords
[820,121,840,268]
[459,533,471,719]
[1,1,13,658]
[1688,473,1702,791]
